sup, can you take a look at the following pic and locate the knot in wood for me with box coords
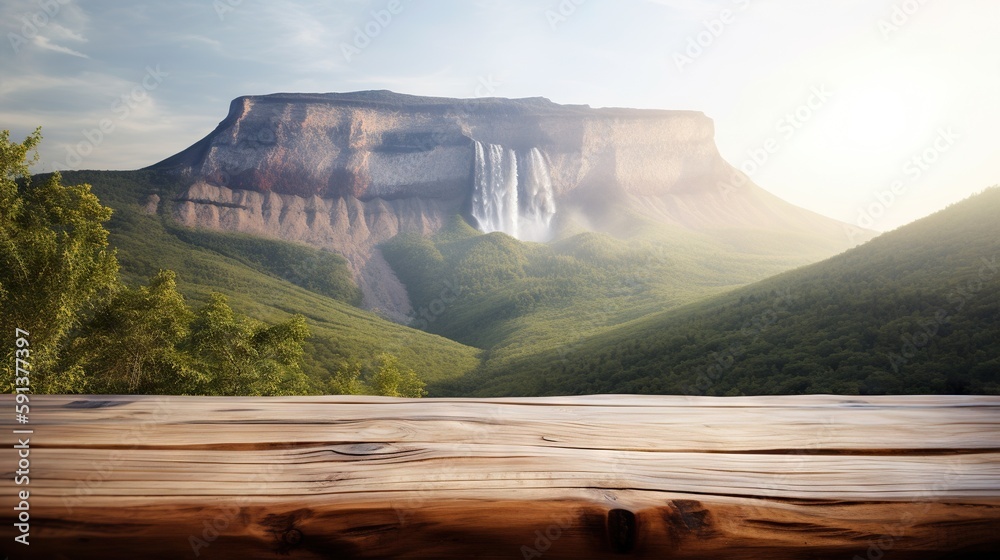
[283,528,303,546]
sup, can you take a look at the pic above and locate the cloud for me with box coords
[0,72,100,98]
[33,35,89,58]
[0,0,90,57]
[46,21,87,43]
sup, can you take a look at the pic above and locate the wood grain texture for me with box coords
[2,394,999,559]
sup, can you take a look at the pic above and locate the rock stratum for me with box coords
[150,90,868,320]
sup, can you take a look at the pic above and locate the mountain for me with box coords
[148,90,872,321]
[54,90,930,398]
[438,188,1000,397]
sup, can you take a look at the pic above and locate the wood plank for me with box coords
[2,394,999,559]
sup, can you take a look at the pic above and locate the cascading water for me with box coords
[471,141,519,238]
[471,141,557,242]
[520,147,557,240]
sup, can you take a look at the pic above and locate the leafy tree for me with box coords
[369,353,426,397]
[1,128,118,389]
[60,270,198,394]
[185,292,311,395]
[328,360,364,395]
[326,355,428,397]
[62,277,312,396]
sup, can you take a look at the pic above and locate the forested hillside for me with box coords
[435,188,1000,396]
[382,210,825,381]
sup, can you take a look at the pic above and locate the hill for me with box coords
[437,188,1000,396]
[380,207,837,380]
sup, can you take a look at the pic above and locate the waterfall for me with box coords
[471,141,519,238]
[471,141,557,242]
[520,147,557,241]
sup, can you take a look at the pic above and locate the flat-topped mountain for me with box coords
[149,90,871,318]
[152,91,717,202]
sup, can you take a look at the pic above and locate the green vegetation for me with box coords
[326,353,425,397]
[437,188,1000,397]
[1,128,119,379]
[57,269,196,393]
[368,353,427,397]
[2,130,313,395]
[168,227,362,306]
[60,271,312,395]
[382,211,821,390]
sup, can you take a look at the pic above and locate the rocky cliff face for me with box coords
[152,90,866,320]
[155,91,721,198]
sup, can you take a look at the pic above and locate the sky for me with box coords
[2,0,999,232]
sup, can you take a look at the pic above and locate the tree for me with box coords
[185,292,310,395]
[59,277,312,396]
[60,270,199,394]
[1,128,118,390]
[328,360,364,395]
[369,352,427,398]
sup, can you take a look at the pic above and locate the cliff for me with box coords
[150,91,868,319]
[153,91,721,198]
